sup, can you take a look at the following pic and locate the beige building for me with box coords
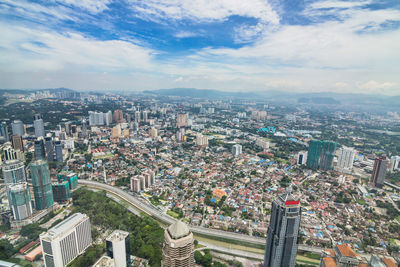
[162,221,194,267]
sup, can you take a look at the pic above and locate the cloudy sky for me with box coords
[0,0,399,94]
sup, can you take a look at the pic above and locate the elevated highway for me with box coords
[78,180,323,254]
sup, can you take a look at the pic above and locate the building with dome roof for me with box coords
[162,220,195,267]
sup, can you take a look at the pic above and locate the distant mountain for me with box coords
[143,88,259,99]
[0,87,76,94]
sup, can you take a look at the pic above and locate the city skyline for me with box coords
[0,0,399,94]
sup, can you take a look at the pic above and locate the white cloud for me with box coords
[174,31,198,38]
[56,0,111,14]
[128,0,279,25]
[310,1,371,10]
[357,80,395,92]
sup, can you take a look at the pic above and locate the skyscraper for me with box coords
[2,160,26,186]
[106,230,130,267]
[30,160,54,210]
[370,156,389,188]
[11,120,25,136]
[40,213,92,267]
[306,140,322,169]
[335,147,356,174]
[113,109,124,123]
[34,139,46,160]
[1,121,9,142]
[162,220,195,267]
[55,141,63,162]
[389,155,400,173]
[319,141,337,170]
[11,135,24,151]
[33,114,45,138]
[8,182,33,221]
[44,136,54,161]
[264,188,301,267]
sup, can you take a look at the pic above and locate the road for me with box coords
[78,180,323,254]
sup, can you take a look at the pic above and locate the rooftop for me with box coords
[106,230,129,242]
[168,220,190,240]
[382,258,397,267]
[45,213,88,238]
[336,244,357,258]
[322,257,338,267]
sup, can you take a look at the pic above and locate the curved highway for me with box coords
[78,180,322,254]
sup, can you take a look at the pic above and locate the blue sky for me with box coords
[0,0,399,94]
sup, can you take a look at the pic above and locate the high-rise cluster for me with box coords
[130,169,156,192]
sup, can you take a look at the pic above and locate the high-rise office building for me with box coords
[389,155,400,173]
[264,188,301,267]
[30,160,54,210]
[106,230,130,267]
[11,120,25,136]
[33,114,45,138]
[177,113,188,128]
[319,141,337,170]
[232,144,242,156]
[2,160,26,187]
[34,139,46,160]
[1,121,9,142]
[11,135,24,151]
[162,220,195,267]
[40,213,92,267]
[134,111,140,123]
[8,182,33,221]
[370,156,389,188]
[44,137,54,161]
[55,141,63,162]
[335,147,356,174]
[142,110,148,122]
[64,121,72,136]
[306,140,321,169]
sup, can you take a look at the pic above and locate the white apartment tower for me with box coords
[40,213,92,267]
[232,144,242,156]
[335,147,356,174]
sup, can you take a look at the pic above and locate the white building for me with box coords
[104,111,113,126]
[256,138,270,150]
[89,111,105,126]
[150,127,158,139]
[196,133,208,147]
[232,144,242,157]
[335,147,356,174]
[389,156,400,173]
[297,151,308,165]
[130,177,141,193]
[34,115,45,138]
[106,230,130,267]
[40,213,92,267]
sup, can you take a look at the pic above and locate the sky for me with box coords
[0,0,399,94]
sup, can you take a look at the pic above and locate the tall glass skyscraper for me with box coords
[30,160,54,210]
[11,120,25,136]
[306,140,321,169]
[33,114,45,138]
[264,188,301,267]
[34,139,46,160]
[319,141,337,170]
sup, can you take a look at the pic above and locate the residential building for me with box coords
[33,114,45,138]
[8,183,33,221]
[297,151,308,165]
[232,144,242,156]
[370,156,389,188]
[319,141,338,170]
[177,113,188,128]
[256,138,270,150]
[2,160,26,187]
[30,160,54,210]
[113,110,124,123]
[89,111,105,126]
[57,172,78,190]
[389,155,400,173]
[130,177,141,193]
[264,188,301,267]
[196,133,208,147]
[106,230,130,267]
[162,220,195,267]
[336,147,356,174]
[40,213,92,267]
[307,140,322,169]
[11,120,25,136]
[3,146,25,161]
